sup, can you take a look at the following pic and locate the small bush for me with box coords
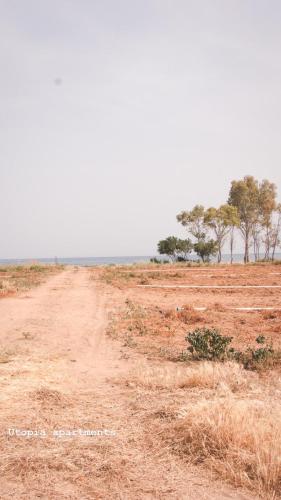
[185,328,279,370]
[229,336,277,370]
[150,257,162,264]
[150,257,170,264]
[186,328,233,360]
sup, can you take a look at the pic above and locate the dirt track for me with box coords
[0,267,253,499]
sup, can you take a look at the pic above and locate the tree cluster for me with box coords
[158,176,281,263]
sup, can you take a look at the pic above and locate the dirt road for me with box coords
[0,267,253,499]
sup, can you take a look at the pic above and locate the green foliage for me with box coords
[165,175,280,264]
[158,236,193,261]
[193,239,218,262]
[256,335,266,344]
[186,329,278,370]
[259,179,277,227]
[228,176,259,223]
[228,176,260,263]
[204,205,240,262]
[229,336,276,370]
[185,328,233,360]
[177,205,207,241]
[204,205,240,229]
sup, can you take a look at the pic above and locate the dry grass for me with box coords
[211,302,228,312]
[168,397,281,496]
[177,304,205,323]
[125,360,253,391]
[0,264,64,298]
[106,300,210,360]
[119,359,281,497]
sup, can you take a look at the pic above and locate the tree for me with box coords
[193,239,218,263]
[270,203,281,260]
[175,238,194,260]
[204,205,240,263]
[228,176,259,263]
[177,205,207,242]
[259,179,277,260]
[157,237,193,261]
[252,221,262,261]
[229,225,235,264]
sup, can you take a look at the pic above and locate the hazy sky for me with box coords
[1,0,281,258]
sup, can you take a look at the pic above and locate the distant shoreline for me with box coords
[1,254,281,266]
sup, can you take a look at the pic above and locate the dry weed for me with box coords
[177,305,204,324]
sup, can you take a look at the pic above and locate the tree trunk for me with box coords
[264,227,270,260]
[230,228,234,264]
[244,233,250,263]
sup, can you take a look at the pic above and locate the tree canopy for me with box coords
[157,237,193,261]
[157,176,280,264]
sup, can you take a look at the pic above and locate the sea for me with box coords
[1,254,281,266]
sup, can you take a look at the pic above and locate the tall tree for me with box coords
[204,205,240,263]
[229,225,235,264]
[259,179,277,260]
[252,221,262,261]
[270,203,281,260]
[228,176,259,263]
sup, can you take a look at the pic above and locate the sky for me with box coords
[1,0,281,258]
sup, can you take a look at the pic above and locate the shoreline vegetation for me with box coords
[157,175,281,264]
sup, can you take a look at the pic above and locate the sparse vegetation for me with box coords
[158,176,281,263]
[0,264,64,298]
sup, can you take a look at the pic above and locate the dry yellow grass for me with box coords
[120,360,281,497]
[0,264,64,298]
[126,360,254,391]
[169,397,281,496]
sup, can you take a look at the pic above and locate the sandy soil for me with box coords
[0,267,254,499]
[101,265,281,354]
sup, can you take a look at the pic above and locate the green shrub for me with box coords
[229,336,276,370]
[185,327,233,360]
[185,329,279,370]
